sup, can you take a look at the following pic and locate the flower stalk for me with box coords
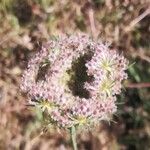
[71,126,78,150]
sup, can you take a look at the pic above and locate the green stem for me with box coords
[71,126,78,150]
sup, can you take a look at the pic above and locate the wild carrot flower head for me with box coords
[21,34,128,129]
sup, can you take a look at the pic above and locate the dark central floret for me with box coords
[68,54,92,99]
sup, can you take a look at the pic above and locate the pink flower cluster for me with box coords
[21,34,128,129]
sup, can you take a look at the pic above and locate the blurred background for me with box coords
[0,0,150,150]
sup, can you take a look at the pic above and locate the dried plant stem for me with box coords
[125,7,150,32]
[71,126,78,150]
[88,8,97,39]
[126,82,150,88]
